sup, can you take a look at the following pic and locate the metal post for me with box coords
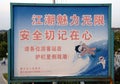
[80,81,85,84]
[110,78,113,84]
[52,0,57,84]
[52,81,57,84]
[53,0,55,4]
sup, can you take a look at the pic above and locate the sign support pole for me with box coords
[53,0,55,4]
[53,81,57,84]
[52,0,85,84]
[80,81,85,84]
[52,0,57,84]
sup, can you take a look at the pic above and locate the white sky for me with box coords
[0,0,120,30]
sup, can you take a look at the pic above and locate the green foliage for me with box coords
[0,41,7,57]
[115,81,120,84]
[3,73,8,81]
[3,32,7,42]
[0,31,8,58]
[0,32,7,42]
[114,31,120,51]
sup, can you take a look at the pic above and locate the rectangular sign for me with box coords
[9,3,113,81]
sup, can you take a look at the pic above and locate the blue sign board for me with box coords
[9,3,113,83]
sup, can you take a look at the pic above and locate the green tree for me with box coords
[0,31,8,58]
[114,31,120,51]
[0,33,3,42]
[0,41,8,58]
[3,32,7,42]
[0,32,7,42]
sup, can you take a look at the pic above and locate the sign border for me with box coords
[8,3,113,83]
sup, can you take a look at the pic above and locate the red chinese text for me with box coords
[19,29,93,41]
[32,14,105,26]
